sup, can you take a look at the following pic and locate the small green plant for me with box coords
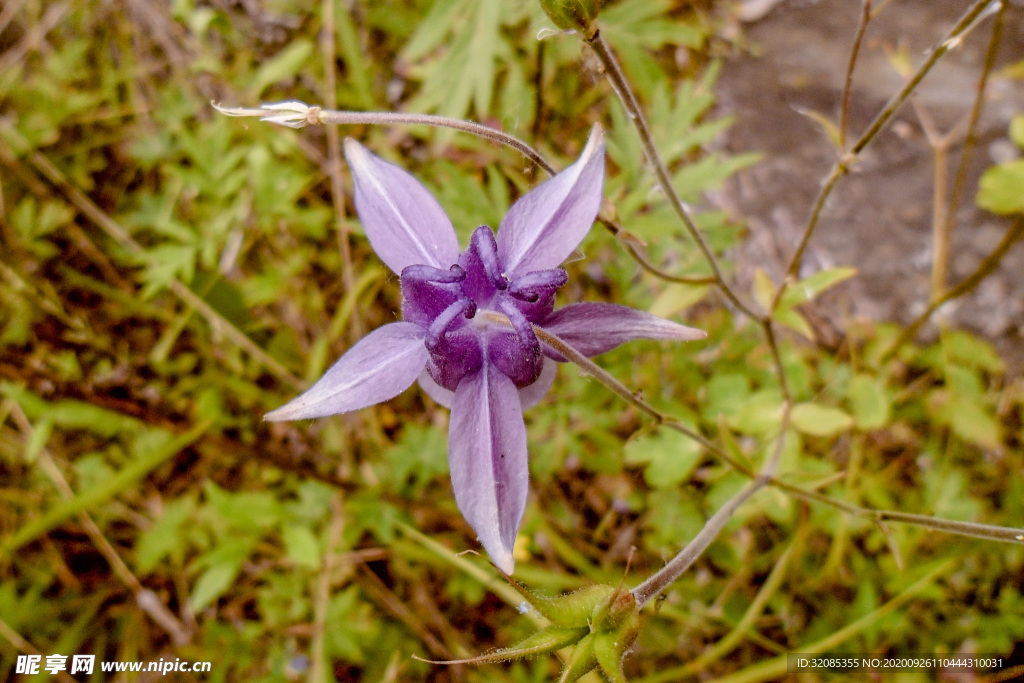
[1,1,1022,681]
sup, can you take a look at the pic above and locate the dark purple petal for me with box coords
[418,358,556,411]
[540,302,707,360]
[506,268,568,323]
[345,139,460,274]
[496,125,604,277]
[448,363,528,574]
[488,300,542,387]
[265,322,428,420]
[425,298,476,348]
[469,226,507,290]
[400,264,465,326]
[457,228,502,305]
[426,329,483,391]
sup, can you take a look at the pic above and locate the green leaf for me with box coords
[644,489,705,549]
[325,587,378,663]
[624,427,702,488]
[704,372,751,420]
[648,283,709,318]
[2,383,141,437]
[248,39,315,98]
[281,525,321,570]
[792,105,842,150]
[847,374,891,430]
[672,152,761,202]
[773,306,814,339]
[977,159,1024,215]
[942,330,1006,374]
[190,560,243,613]
[1011,115,1024,148]
[727,389,784,435]
[780,267,858,308]
[136,497,196,573]
[205,482,283,531]
[790,402,854,437]
[384,425,449,495]
[948,396,1002,450]
[399,0,467,62]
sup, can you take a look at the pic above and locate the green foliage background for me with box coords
[1,0,1022,681]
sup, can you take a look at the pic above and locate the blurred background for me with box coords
[1,0,1022,681]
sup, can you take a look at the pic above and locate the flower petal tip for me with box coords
[263,403,301,422]
[492,550,515,575]
[678,325,708,341]
[342,137,368,163]
[584,122,605,152]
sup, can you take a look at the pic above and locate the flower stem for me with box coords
[584,31,760,321]
[214,102,557,174]
[216,102,704,290]
[480,313,1024,604]
[631,478,764,609]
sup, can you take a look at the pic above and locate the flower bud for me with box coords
[538,0,602,38]
[593,612,640,683]
[558,634,597,683]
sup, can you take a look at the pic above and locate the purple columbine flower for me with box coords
[266,126,706,573]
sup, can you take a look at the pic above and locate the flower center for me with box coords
[400,227,567,391]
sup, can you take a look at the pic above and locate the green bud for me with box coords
[538,0,602,38]
[429,577,642,679]
[593,612,640,683]
[558,633,597,683]
[509,580,616,628]
[590,585,637,630]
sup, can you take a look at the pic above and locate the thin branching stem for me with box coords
[217,102,700,289]
[581,31,791,409]
[940,0,1007,286]
[584,31,759,320]
[776,0,998,292]
[775,0,998,307]
[480,313,1024,604]
[910,97,962,299]
[882,219,1024,359]
[631,478,764,608]
[770,478,1024,544]
[599,217,717,285]
[839,0,873,150]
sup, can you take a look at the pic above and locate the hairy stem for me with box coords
[217,102,702,292]
[215,103,558,175]
[631,478,764,608]
[481,314,1024,603]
